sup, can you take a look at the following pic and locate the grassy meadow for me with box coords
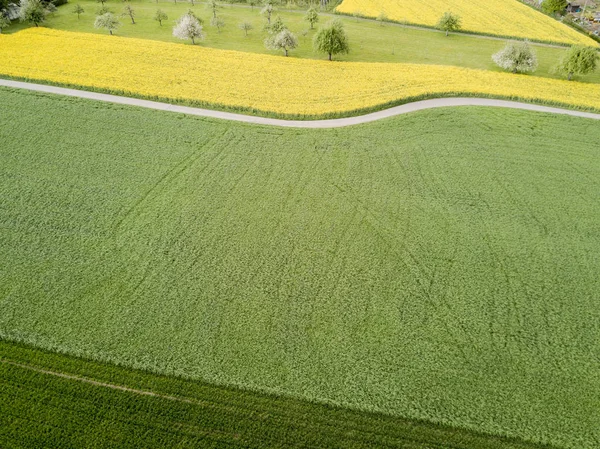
[1,87,599,448]
[3,0,599,84]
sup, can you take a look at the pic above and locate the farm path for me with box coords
[2,79,600,127]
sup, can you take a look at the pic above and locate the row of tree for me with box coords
[493,40,598,80]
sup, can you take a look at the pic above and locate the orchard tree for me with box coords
[304,7,318,29]
[96,5,111,15]
[555,45,599,80]
[19,0,47,27]
[96,0,106,6]
[154,8,167,26]
[265,28,298,56]
[173,12,204,44]
[261,0,273,25]
[376,10,387,26]
[94,12,120,34]
[249,0,257,9]
[238,21,253,36]
[122,4,135,24]
[72,4,84,19]
[266,15,285,33]
[0,15,10,33]
[209,0,219,18]
[437,11,461,36]
[210,16,224,32]
[541,0,567,15]
[313,19,349,61]
[492,41,538,73]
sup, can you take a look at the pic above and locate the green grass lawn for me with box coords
[1,87,599,448]
[0,340,551,449]
[5,0,600,83]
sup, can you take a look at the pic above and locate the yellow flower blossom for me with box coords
[336,0,597,46]
[1,29,599,117]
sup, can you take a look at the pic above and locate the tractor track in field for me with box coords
[2,79,600,127]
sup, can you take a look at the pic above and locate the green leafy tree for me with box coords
[437,11,461,36]
[265,14,285,33]
[19,0,47,27]
[238,21,253,36]
[555,45,599,80]
[265,28,298,56]
[96,0,106,6]
[304,7,318,29]
[313,19,349,61]
[96,5,111,15]
[94,12,120,35]
[154,8,167,26]
[492,41,538,73]
[72,4,84,19]
[541,0,567,15]
[122,4,135,24]
[0,15,10,33]
[249,0,257,9]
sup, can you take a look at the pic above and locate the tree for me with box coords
[265,15,285,33]
[94,12,120,35]
[304,7,318,29]
[96,5,111,15]
[541,0,567,14]
[122,4,135,24]
[249,0,257,9]
[437,11,461,36]
[261,1,273,25]
[313,19,349,61]
[96,0,106,6]
[265,28,298,56]
[185,8,203,24]
[555,45,599,80]
[154,8,167,26]
[210,16,224,32]
[238,21,253,36]
[71,3,85,20]
[492,41,538,73]
[0,15,10,33]
[209,0,219,18]
[376,10,387,26]
[19,0,47,27]
[72,4,84,19]
[173,13,204,44]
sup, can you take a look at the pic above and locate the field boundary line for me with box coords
[2,79,600,127]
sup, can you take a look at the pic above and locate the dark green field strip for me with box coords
[0,340,554,449]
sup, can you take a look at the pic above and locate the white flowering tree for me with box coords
[94,12,120,35]
[265,29,298,57]
[173,13,204,44]
[492,41,538,74]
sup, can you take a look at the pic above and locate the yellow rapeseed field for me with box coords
[1,29,599,116]
[336,0,597,46]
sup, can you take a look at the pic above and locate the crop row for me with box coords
[1,28,599,118]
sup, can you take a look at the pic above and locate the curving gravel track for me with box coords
[2,78,599,127]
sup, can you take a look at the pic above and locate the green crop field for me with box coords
[1,87,599,448]
[4,0,600,84]
[0,340,551,448]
